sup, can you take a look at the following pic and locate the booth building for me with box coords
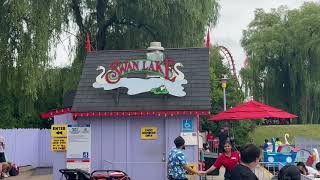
[46,42,211,180]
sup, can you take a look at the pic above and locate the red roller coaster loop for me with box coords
[218,45,237,80]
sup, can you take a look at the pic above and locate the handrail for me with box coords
[103,160,168,170]
[103,160,167,164]
[301,174,315,180]
[257,162,316,180]
[254,162,285,180]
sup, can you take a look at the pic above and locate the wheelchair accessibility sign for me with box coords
[182,120,193,132]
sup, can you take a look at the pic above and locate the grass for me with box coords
[250,124,320,145]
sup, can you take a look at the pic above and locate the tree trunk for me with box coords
[96,0,106,50]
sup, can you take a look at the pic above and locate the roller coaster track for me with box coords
[218,45,237,80]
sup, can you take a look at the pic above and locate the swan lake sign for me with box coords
[92,58,188,97]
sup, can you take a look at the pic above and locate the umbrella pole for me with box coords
[229,121,237,151]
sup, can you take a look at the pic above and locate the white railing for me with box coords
[301,175,315,180]
[257,162,318,180]
[254,162,284,180]
[103,160,167,170]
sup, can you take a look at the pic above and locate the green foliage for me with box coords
[241,3,320,124]
[0,0,69,128]
[231,120,256,145]
[250,125,320,145]
[0,0,219,128]
[64,0,221,96]
[201,46,254,146]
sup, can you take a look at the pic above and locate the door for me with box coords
[129,117,166,180]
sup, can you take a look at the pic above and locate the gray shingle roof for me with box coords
[72,48,210,112]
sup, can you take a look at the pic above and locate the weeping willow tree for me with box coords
[0,0,219,128]
[0,0,70,127]
[63,0,220,92]
[240,2,320,124]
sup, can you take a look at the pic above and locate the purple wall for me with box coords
[53,114,199,180]
[53,113,76,180]
[0,129,53,167]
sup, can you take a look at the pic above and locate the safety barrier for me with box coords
[256,162,318,180]
[254,162,284,180]
[301,175,314,180]
[0,129,52,167]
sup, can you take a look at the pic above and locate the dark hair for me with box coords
[264,139,268,143]
[278,165,301,180]
[224,141,232,146]
[174,136,185,148]
[240,144,261,164]
[296,162,308,174]
[316,162,320,171]
[276,137,280,141]
[203,143,209,150]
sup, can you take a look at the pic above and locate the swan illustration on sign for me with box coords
[92,58,188,97]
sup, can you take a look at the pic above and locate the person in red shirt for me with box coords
[200,141,240,180]
[207,130,215,142]
[206,130,215,152]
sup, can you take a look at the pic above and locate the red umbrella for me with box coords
[209,100,298,121]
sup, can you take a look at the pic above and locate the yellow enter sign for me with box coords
[51,124,67,137]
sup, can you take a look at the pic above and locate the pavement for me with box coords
[204,167,225,180]
[3,166,255,180]
[5,166,222,180]
[6,166,52,180]
[204,165,273,180]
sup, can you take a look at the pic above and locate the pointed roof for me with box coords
[209,100,298,121]
[206,29,210,48]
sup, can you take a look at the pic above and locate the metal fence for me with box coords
[207,141,219,154]
[256,162,317,180]
[301,175,314,180]
[0,128,53,167]
[254,162,284,180]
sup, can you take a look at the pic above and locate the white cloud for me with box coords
[212,0,318,75]
[53,0,319,71]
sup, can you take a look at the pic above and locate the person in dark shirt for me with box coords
[296,162,308,176]
[277,165,301,180]
[316,162,320,176]
[230,144,260,180]
[218,127,228,153]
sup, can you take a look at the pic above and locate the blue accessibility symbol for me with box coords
[182,120,193,132]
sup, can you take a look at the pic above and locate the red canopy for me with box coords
[209,100,298,121]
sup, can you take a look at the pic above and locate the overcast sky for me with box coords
[213,0,318,75]
[53,0,318,71]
